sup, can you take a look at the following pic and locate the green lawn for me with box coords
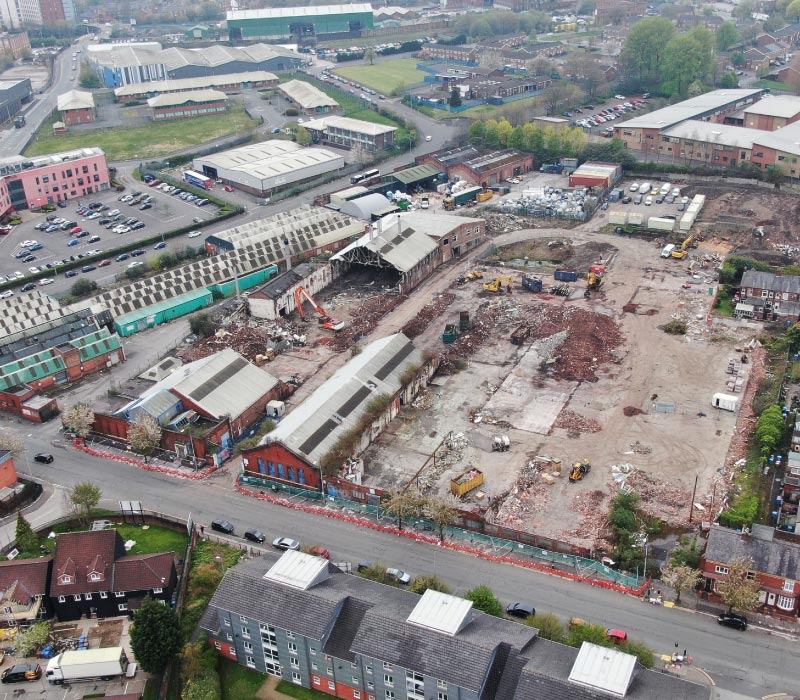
[424,94,543,121]
[25,105,260,161]
[276,680,333,700]
[220,658,265,700]
[114,524,188,555]
[335,58,427,94]
[754,79,792,92]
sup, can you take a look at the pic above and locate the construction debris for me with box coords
[402,292,455,339]
[323,293,406,352]
[628,441,652,455]
[554,409,602,435]
[411,391,434,410]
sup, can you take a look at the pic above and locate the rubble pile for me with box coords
[411,391,434,410]
[488,460,553,528]
[724,346,767,472]
[553,409,602,435]
[563,489,609,542]
[177,323,294,363]
[629,440,652,455]
[325,293,407,352]
[625,470,693,525]
[402,292,455,339]
[483,212,531,235]
[417,433,469,492]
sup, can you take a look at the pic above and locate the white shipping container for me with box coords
[608,211,628,225]
[648,217,676,232]
[679,211,697,232]
[712,393,738,412]
[628,212,644,226]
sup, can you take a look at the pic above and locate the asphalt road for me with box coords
[12,420,797,700]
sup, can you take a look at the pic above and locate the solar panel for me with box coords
[299,418,338,456]
[336,385,371,418]
[374,341,415,381]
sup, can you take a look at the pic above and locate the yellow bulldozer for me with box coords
[483,276,514,293]
[569,460,592,482]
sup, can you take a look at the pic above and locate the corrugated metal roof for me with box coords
[266,333,423,463]
[147,89,227,108]
[228,4,372,21]
[302,115,397,136]
[744,94,800,118]
[339,193,392,220]
[279,80,340,109]
[57,90,94,111]
[567,643,637,698]
[391,163,442,184]
[114,288,212,327]
[114,71,277,97]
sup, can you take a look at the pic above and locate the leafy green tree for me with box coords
[424,496,459,541]
[764,165,785,190]
[15,622,50,657]
[70,278,97,297]
[720,72,739,88]
[358,562,395,585]
[619,640,656,668]
[669,536,702,569]
[130,597,182,674]
[468,121,485,146]
[717,556,761,613]
[189,312,216,338]
[484,118,500,148]
[449,87,462,108]
[15,511,39,556]
[660,564,702,604]
[383,491,424,531]
[716,21,740,51]
[619,17,676,90]
[465,585,504,617]
[525,613,566,642]
[566,622,611,648]
[731,51,745,67]
[296,126,312,146]
[661,28,714,97]
[497,118,513,146]
[69,482,102,525]
[78,62,100,88]
[409,575,451,595]
[788,0,800,20]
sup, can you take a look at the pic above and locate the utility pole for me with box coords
[688,474,699,524]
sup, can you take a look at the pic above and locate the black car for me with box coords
[244,528,266,543]
[34,453,53,464]
[211,519,235,534]
[131,222,146,230]
[718,612,747,630]
[81,264,96,273]
[130,248,146,257]
[22,255,35,263]
[99,218,111,226]
[115,253,130,262]
[506,602,536,619]
[20,283,36,292]
[1,663,41,683]
[65,270,79,278]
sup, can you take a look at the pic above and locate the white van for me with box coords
[660,182,671,195]
[638,182,651,193]
[661,244,676,258]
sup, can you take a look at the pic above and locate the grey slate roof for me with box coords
[202,554,710,700]
[740,270,800,294]
[705,524,800,580]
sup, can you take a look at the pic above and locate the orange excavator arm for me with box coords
[293,286,346,331]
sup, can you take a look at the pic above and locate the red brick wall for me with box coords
[208,636,237,661]
[93,413,130,440]
[241,443,322,491]
[0,455,18,489]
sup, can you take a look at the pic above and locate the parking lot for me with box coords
[0,180,220,297]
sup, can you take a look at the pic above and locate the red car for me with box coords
[606,629,628,644]
[69,226,82,234]
[307,545,330,559]
[98,259,112,267]
[224,185,234,192]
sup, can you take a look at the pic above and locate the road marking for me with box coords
[762,694,792,699]
[693,667,715,686]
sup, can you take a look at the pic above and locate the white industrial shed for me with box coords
[192,141,344,196]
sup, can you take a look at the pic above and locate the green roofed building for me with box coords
[226,4,374,41]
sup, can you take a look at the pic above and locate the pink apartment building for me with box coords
[0,147,110,217]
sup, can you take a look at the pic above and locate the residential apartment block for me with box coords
[201,551,709,700]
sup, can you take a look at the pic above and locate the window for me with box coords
[230,648,236,657]
[73,595,81,602]
[89,573,101,582]
[715,565,729,575]
[383,662,393,671]
[310,648,317,656]
[784,581,795,593]
[214,642,221,650]
[386,692,395,700]
[241,627,250,639]
[286,631,295,639]
[353,676,359,684]
[259,623,272,632]
[312,663,319,671]
[246,656,256,668]
[326,667,333,676]
[368,682,375,690]
[292,672,302,684]
[84,593,92,600]
[59,575,72,584]
[118,603,128,611]
[115,591,125,597]
[58,596,65,602]
[240,615,247,623]
[243,642,253,653]
[384,675,393,687]
[291,658,300,668]
[354,693,361,699]
[437,681,447,690]
[328,681,336,690]
[225,618,232,626]
[351,663,358,670]
[288,643,297,654]
[2,607,10,614]
[313,678,321,686]
[153,587,163,594]
[227,633,233,641]
[438,694,447,700]
[746,571,756,581]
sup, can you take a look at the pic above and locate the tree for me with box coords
[660,564,702,604]
[764,165,785,190]
[788,0,800,20]
[130,596,182,674]
[564,52,606,98]
[364,46,376,65]
[731,51,745,67]
[542,84,580,115]
[566,621,612,648]
[0,429,24,456]
[716,556,761,613]
[527,56,553,77]
[525,612,566,642]
[424,496,459,541]
[296,126,312,146]
[720,72,739,88]
[383,491,424,530]
[128,414,162,462]
[449,87,462,109]
[189,312,216,338]
[733,0,758,19]
[409,575,451,595]
[464,585,504,617]
[70,278,98,297]
[468,120,485,146]
[70,481,102,525]
[619,17,676,90]
[78,62,100,89]
[357,562,395,585]
[15,621,50,657]
[669,536,702,569]
[61,402,94,438]
[661,28,714,97]
[15,511,39,556]
[716,21,740,51]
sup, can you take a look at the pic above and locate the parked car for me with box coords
[1,664,42,683]
[98,259,112,267]
[154,241,167,250]
[506,602,536,619]
[39,278,54,285]
[34,453,54,463]
[272,537,300,551]
[139,203,152,210]
[386,567,411,584]
[20,282,36,292]
[211,519,235,534]
[131,248,146,257]
[116,253,130,262]
[65,270,78,278]
[634,195,643,205]
[131,222,146,231]
[0,290,12,299]
[67,239,79,247]
[244,529,266,543]
[307,545,331,559]
[81,265,96,272]
[718,612,747,630]
[187,230,202,238]
[224,185,234,192]
[127,261,144,269]
[606,629,628,644]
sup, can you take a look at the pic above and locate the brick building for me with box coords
[57,90,96,126]
[0,449,17,489]
[417,146,534,187]
[742,96,800,131]
[242,333,432,491]
[0,556,51,628]
[701,524,800,620]
[147,89,228,120]
[302,115,396,153]
[0,32,30,59]
[596,0,644,23]
[735,270,800,320]
[201,551,710,700]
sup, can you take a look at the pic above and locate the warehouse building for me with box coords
[740,95,800,131]
[659,122,763,166]
[302,115,396,152]
[0,78,31,125]
[56,90,95,125]
[386,211,485,262]
[227,4,374,41]
[568,162,621,189]
[279,79,340,115]
[417,146,533,187]
[114,71,278,103]
[147,89,228,120]
[240,332,429,490]
[386,163,445,193]
[247,262,337,320]
[192,141,344,196]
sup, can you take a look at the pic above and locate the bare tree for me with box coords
[61,403,94,438]
[542,84,582,115]
[716,556,761,613]
[383,490,425,531]
[424,495,461,541]
[128,414,162,463]
[660,564,702,604]
[0,429,24,456]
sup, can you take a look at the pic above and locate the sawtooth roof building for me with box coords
[227,4,374,41]
[113,71,278,103]
[201,550,709,700]
[192,141,344,196]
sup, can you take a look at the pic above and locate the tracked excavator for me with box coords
[293,286,345,331]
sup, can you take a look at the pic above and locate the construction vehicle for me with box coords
[443,197,455,211]
[586,265,606,290]
[511,324,531,345]
[549,284,571,296]
[671,235,695,259]
[443,323,459,344]
[450,468,484,497]
[465,270,483,281]
[459,311,471,331]
[569,460,591,482]
[483,276,514,293]
[522,274,543,292]
[293,286,345,331]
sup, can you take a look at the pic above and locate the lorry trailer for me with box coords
[46,647,130,685]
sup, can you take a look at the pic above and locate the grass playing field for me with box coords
[334,58,427,94]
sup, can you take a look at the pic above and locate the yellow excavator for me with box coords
[671,235,695,259]
[465,270,484,281]
[483,276,514,293]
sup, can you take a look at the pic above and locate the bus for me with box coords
[350,168,380,185]
[183,170,213,190]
